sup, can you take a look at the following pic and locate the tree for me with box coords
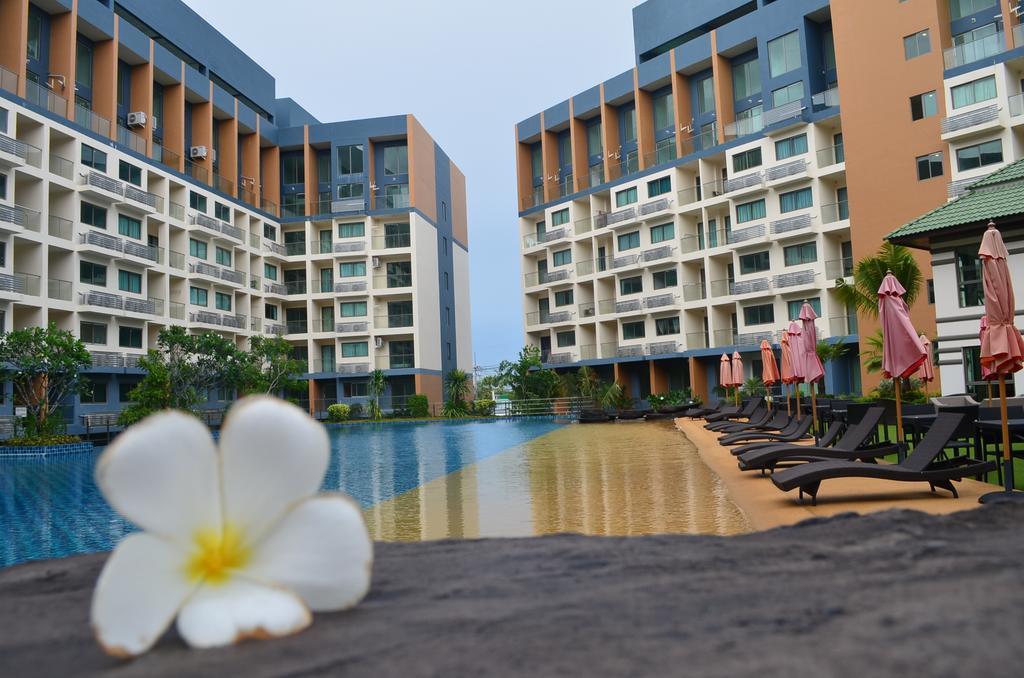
[861,330,885,375]
[239,335,304,395]
[367,369,388,421]
[573,366,603,404]
[741,377,766,397]
[0,323,91,436]
[496,346,543,400]
[476,374,504,400]
[834,243,924,318]
[442,368,472,418]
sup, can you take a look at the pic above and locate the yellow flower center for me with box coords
[184,525,250,585]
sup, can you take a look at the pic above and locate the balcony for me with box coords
[526,309,574,326]
[643,138,678,168]
[765,159,808,183]
[730,277,771,295]
[523,227,568,249]
[331,197,367,214]
[639,197,672,217]
[647,341,678,356]
[285,280,308,295]
[0,271,40,296]
[75,103,111,138]
[680,234,703,254]
[816,143,845,168]
[335,240,366,253]
[545,352,574,365]
[79,290,124,310]
[79,170,125,201]
[948,177,979,200]
[379,353,415,370]
[24,79,67,117]
[611,253,641,270]
[124,297,163,316]
[286,319,309,334]
[169,302,186,320]
[940,103,1001,138]
[821,201,850,224]
[682,283,706,302]
[49,153,74,179]
[579,344,597,360]
[212,172,234,196]
[89,351,140,369]
[334,280,368,293]
[943,30,1003,69]
[728,223,765,243]
[645,293,676,309]
[0,204,41,233]
[117,124,147,155]
[723,172,765,194]
[124,184,163,212]
[263,240,287,256]
[578,302,596,319]
[191,212,243,242]
[811,87,840,111]
[825,257,854,280]
[0,64,17,96]
[677,186,701,207]
[772,269,817,289]
[617,345,645,358]
[593,206,637,229]
[284,241,307,256]
[524,269,571,286]
[169,202,186,221]
[599,342,619,358]
[185,160,209,185]
[190,311,246,330]
[261,198,280,217]
[151,144,181,172]
[375,273,413,290]
[80,231,161,263]
[263,281,287,295]
[372,232,412,249]
[829,315,859,336]
[723,115,764,139]
[771,214,812,235]
[336,321,371,333]
[762,100,804,128]
[335,362,371,375]
[641,245,674,263]
[47,277,72,301]
[265,322,287,336]
[372,190,411,210]
[0,133,42,168]
[169,251,186,270]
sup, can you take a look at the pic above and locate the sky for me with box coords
[180,0,639,369]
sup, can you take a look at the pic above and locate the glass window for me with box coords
[118,161,141,186]
[650,223,674,244]
[27,11,41,61]
[263,224,277,241]
[530,144,543,179]
[190,286,208,306]
[556,331,576,348]
[743,304,775,326]
[956,248,984,307]
[736,199,766,224]
[80,202,107,228]
[215,247,232,267]
[118,215,141,240]
[551,208,570,227]
[552,249,572,266]
[586,122,602,156]
[615,187,638,207]
[265,304,278,320]
[81,145,107,172]
[80,376,106,404]
[656,316,680,336]
[76,38,93,89]
[955,139,1003,171]
[383,145,409,176]
[653,90,674,131]
[951,75,997,109]
[949,0,998,19]
[951,22,1001,64]
[903,30,931,60]
[119,326,142,349]
[733,148,762,172]
[215,292,232,311]
[917,152,944,180]
[620,276,643,295]
[779,187,813,213]
[189,238,208,259]
[622,321,646,340]
[80,261,107,286]
[264,263,278,281]
[732,58,761,100]
[783,241,817,266]
[621,106,637,143]
[118,270,141,293]
[768,31,802,78]
[282,154,304,185]
[342,342,369,358]
[0,172,5,200]
[771,81,805,108]
[338,223,365,238]
[739,251,771,274]
[653,268,678,289]
[787,298,821,321]
[338,144,364,175]
[340,301,367,317]
[648,176,672,197]
[80,321,107,345]
[338,183,364,201]
[554,289,574,307]
[189,191,207,212]
[618,231,641,251]
[339,262,367,277]
[775,134,808,160]
[214,202,230,222]
[696,76,715,115]
[910,91,938,120]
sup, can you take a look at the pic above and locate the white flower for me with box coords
[90,396,373,657]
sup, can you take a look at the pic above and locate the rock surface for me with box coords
[1,505,1022,677]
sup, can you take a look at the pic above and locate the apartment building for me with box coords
[0,0,471,429]
[515,0,1020,401]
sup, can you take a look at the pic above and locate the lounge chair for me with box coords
[713,409,789,434]
[705,397,762,423]
[736,407,893,471]
[726,415,837,455]
[719,414,813,447]
[706,404,770,431]
[684,401,726,418]
[770,413,996,505]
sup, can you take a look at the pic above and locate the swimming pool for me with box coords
[0,418,749,568]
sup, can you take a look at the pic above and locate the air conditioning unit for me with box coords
[371,256,381,268]
[374,337,384,349]
[190,145,208,160]
[126,111,147,128]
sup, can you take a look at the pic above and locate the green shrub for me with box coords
[472,399,496,416]
[4,434,81,447]
[348,403,364,419]
[326,403,350,422]
[407,394,430,418]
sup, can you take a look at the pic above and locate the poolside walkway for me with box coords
[676,417,995,531]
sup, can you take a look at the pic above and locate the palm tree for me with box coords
[442,368,471,417]
[575,366,602,404]
[367,369,388,421]
[741,377,766,397]
[834,243,924,318]
[861,330,884,374]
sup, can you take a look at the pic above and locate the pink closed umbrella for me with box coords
[780,332,795,415]
[719,354,732,405]
[800,302,826,433]
[760,340,780,411]
[878,271,927,444]
[917,334,935,385]
[731,351,745,405]
[980,316,995,403]
[978,223,1024,501]
[787,321,805,419]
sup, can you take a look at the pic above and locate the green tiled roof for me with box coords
[886,159,1024,243]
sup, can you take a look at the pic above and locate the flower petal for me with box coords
[218,396,329,544]
[246,495,373,612]
[95,411,221,546]
[175,579,311,649]
[91,533,196,657]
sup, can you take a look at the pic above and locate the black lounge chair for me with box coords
[706,404,770,431]
[720,414,812,447]
[579,409,612,423]
[705,397,762,423]
[737,407,893,471]
[685,401,726,418]
[713,408,788,434]
[770,413,997,505]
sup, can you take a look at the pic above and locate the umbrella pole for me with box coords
[895,377,904,444]
[999,375,1014,493]
[811,387,818,443]
[988,381,993,405]
[795,386,801,421]
[786,384,791,417]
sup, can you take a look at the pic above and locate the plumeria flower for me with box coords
[90,396,373,657]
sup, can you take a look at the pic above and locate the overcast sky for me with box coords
[181,0,639,368]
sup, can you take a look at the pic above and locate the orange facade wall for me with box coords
[260,144,281,209]
[407,114,437,222]
[0,0,29,96]
[670,51,692,156]
[689,356,708,404]
[831,0,945,390]
[191,85,213,174]
[710,32,734,145]
[515,126,533,208]
[218,111,238,198]
[415,373,444,408]
[450,162,468,246]
[92,14,118,134]
[49,2,76,124]
[600,84,620,181]
[161,65,186,172]
[128,45,154,151]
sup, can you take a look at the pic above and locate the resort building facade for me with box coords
[515,0,1023,400]
[0,0,471,429]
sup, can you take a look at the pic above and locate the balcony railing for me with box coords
[0,133,42,167]
[377,314,413,329]
[124,184,163,211]
[74,103,110,137]
[594,206,637,229]
[724,172,764,193]
[117,124,147,155]
[212,172,234,196]
[579,344,597,360]
[285,280,308,295]
[25,78,67,117]
[284,241,307,256]
[682,283,706,302]
[546,352,574,365]
[334,321,370,333]
[0,271,41,296]
[944,30,1003,69]
[686,332,708,350]
[645,293,676,309]
[600,342,619,359]
[639,197,672,217]
[771,214,812,235]
[730,277,772,295]
[185,159,209,185]
[335,240,366,253]
[773,269,817,289]
[169,202,186,221]
[79,290,123,310]
[729,223,765,243]
[765,158,808,182]
[0,203,42,231]
[261,198,280,217]
[169,250,186,270]
[151,144,181,171]
[647,341,678,356]
[948,177,979,200]
[372,190,411,210]
[334,280,367,293]
[0,65,17,95]
[48,215,73,240]
[82,170,125,197]
[829,315,858,336]
[286,319,309,334]
[816,143,845,168]
[811,87,840,110]
[375,273,413,289]
[263,280,287,295]
[524,269,571,286]
[578,302,596,319]
[825,257,854,280]
[372,233,412,249]
[821,201,850,224]
[49,152,73,179]
[641,245,673,262]
[940,103,1000,135]
[763,100,804,127]
[170,301,186,320]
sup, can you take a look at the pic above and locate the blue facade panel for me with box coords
[632,0,750,60]
[275,126,305,148]
[637,51,671,89]
[274,98,320,127]
[433,147,457,378]
[212,83,234,118]
[573,85,602,118]
[117,19,150,63]
[674,33,712,73]
[184,64,209,101]
[77,0,114,40]
[237,101,257,133]
[517,114,541,141]
[543,100,570,130]
[604,69,636,103]
[152,43,181,84]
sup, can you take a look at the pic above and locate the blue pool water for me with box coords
[0,419,563,568]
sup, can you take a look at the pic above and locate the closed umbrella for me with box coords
[800,303,826,435]
[760,340,780,409]
[719,354,732,406]
[878,271,927,445]
[780,331,795,415]
[980,317,995,403]
[977,223,1024,503]
[731,351,745,406]
[787,321,805,419]
[917,334,935,386]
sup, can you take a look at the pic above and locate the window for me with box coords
[952,23,1001,64]
[652,90,674,131]
[342,342,369,358]
[263,263,278,281]
[264,224,277,241]
[622,321,646,340]
[771,81,805,108]
[779,187,813,213]
[80,376,106,404]
[734,105,763,135]
[621,105,637,143]
[949,0,998,20]
[27,11,41,61]
[615,187,638,207]
[282,154,304,184]
[338,183,363,201]
[655,317,680,336]
[775,134,808,160]
[620,276,643,295]
[736,199,766,224]
[338,223,365,238]
[732,148,762,173]
[530,144,543,180]
[118,160,141,186]
[768,31,801,78]
[732,58,761,100]
[80,261,107,286]
[552,249,572,267]
[554,290,574,306]
[190,286,208,306]
[618,231,641,251]
[81,145,107,172]
[955,139,1003,172]
[787,298,821,321]
[956,248,984,307]
[80,202,107,228]
[951,75,997,109]
[0,241,4,267]
[903,30,931,60]
[383,145,409,176]
[340,301,367,317]
[118,270,141,294]
[586,122,602,156]
[189,238,208,259]
[556,331,576,348]
[338,144,364,175]
[697,76,715,114]
[739,251,771,274]
[653,268,678,289]
[917,152,944,180]
[119,326,143,349]
[650,223,674,244]
[76,37,93,89]
[118,215,141,240]
[215,247,232,267]
[189,191,207,212]
[909,91,938,121]
[120,381,138,402]
[551,208,570,227]
[743,304,775,326]
[215,292,232,311]
[265,304,278,320]
[0,173,5,200]
[648,176,671,197]
[783,241,817,266]
[80,321,107,345]
[339,262,366,277]
[214,202,230,222]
